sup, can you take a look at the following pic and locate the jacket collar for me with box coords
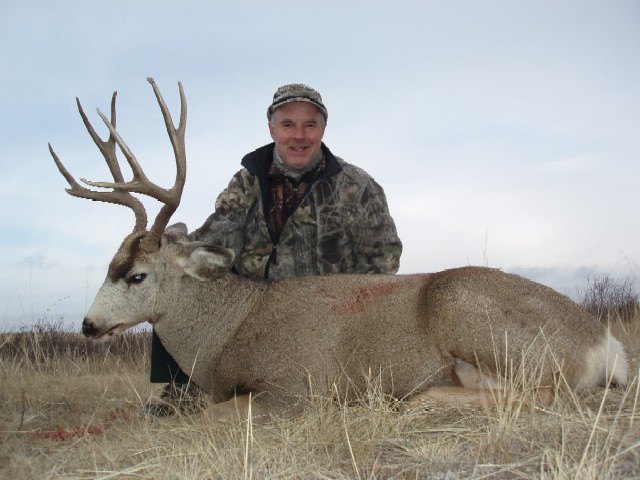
[241,142,342,179]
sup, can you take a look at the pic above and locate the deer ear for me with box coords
[164,222,189,240]
[177,244,235,281]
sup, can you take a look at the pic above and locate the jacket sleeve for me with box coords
[190,169,256,259]
[352,178,402,274]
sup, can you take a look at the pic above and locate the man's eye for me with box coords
[127,273,147,284]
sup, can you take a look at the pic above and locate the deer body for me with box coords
[156,264,446,407]
[87,229,626,415]
[50,79,628,418]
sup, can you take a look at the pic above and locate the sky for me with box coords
[1,0,639,330]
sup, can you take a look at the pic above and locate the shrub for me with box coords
[0,316,150,363]
[579,273,639,322]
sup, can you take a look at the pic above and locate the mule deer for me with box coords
[49,78,628,419]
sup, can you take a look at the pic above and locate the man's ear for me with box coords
[176,243,235,281]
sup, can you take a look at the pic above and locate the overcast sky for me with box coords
[1,0,639,330]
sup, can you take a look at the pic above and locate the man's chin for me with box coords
[282,157,312,170]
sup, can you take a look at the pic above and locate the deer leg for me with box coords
[453,358,555,407]
[406,386,498,408]
[453,358,503,388]
[453,358,484,387]
[203,394,263,422]
[407,357,556,409]
[406,358,503,408]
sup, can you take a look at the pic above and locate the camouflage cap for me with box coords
[267,83,328,122]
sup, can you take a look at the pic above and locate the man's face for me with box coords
[269,101,326,170]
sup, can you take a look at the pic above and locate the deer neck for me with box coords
[152,272,264,393]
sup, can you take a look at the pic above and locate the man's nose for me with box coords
[292,125,305,139]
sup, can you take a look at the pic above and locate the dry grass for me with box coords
[1,316,639,479]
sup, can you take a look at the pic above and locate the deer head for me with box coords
[49,78,225,339]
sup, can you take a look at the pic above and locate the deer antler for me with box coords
[49,77,187,253]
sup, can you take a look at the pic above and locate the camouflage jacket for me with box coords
[192,143,402,280]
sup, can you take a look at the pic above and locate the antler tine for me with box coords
[48,92,149,232]
[77,92,125,183]
[142,77,187,251]
[148,77,187,191]
[86,109,152,192]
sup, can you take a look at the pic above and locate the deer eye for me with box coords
[127,273,147,285]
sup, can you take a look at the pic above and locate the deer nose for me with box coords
[81,318,97,337]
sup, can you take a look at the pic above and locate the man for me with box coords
[147,83,402,415]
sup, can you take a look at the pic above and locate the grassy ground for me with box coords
[1,318,639,479]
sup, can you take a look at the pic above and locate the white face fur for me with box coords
[83,257,161,340]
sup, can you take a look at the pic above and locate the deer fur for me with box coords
[82,224,628,418]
